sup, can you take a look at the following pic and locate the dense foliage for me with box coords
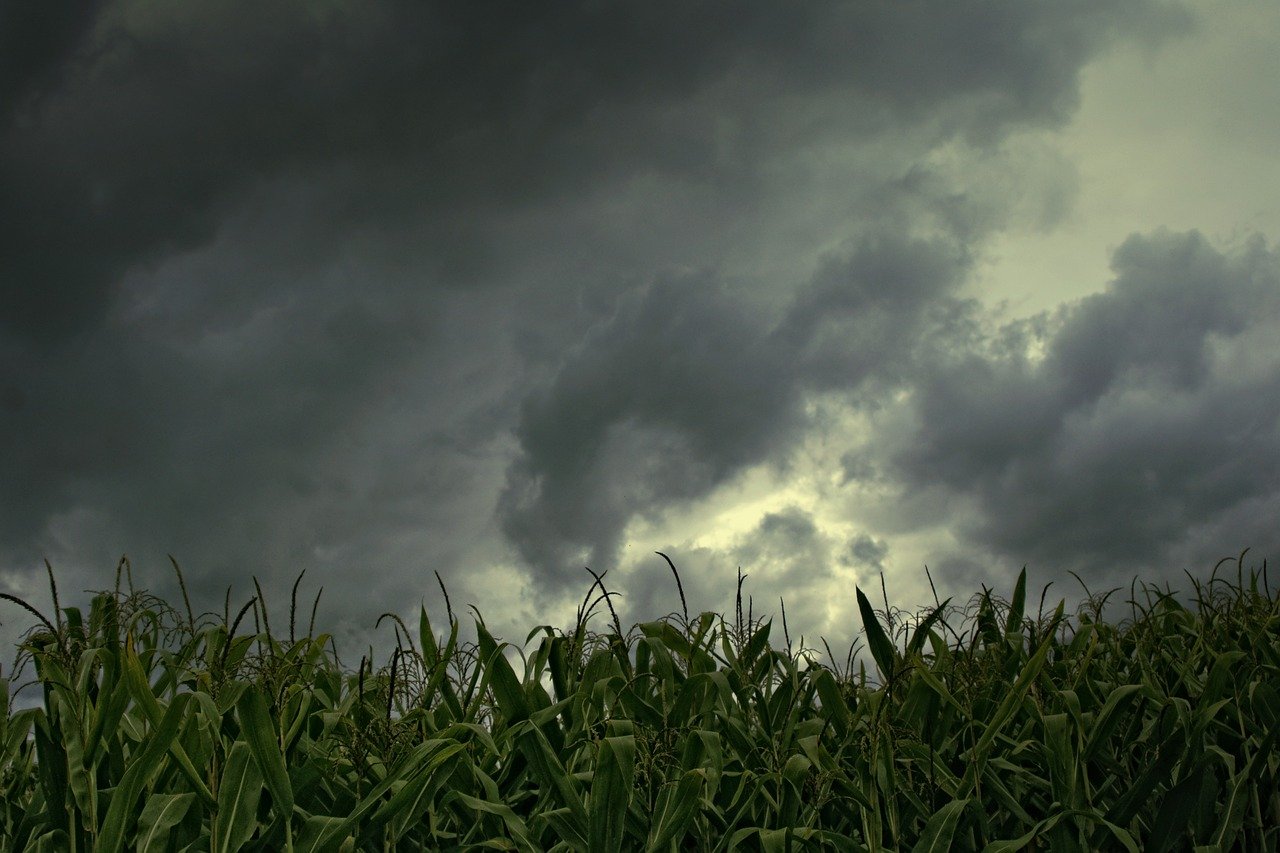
[1,551,1277,851]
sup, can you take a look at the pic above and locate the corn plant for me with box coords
[1,549,1277,851]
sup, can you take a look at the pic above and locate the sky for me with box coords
[3,0,1280,672]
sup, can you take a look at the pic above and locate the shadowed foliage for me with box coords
[1,551,1277,850]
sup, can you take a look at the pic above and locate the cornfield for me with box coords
[1,550,1277,851]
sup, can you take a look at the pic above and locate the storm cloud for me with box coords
[2,0,1184,342]
[878,230,1280,587]
[499,230,969,591]
[7,0,1273,664]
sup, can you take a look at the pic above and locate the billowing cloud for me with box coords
[0,0,1235,663]
[499,230,975,592]
[878,230,1280,586]
[847,533,890,571]
[499,272,802,586]
[1,0,1186,342]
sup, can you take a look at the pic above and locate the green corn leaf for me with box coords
[420,605,464,719]
[1251,681,1279,728]
[671,672,717,724]
[3,707,39,773]
[1103,720,1189,828]
[759,827,791,853]
[1152,768,1198,850]
[719,629,739,671]
[452,792,541,853]
[119,638,216,807]
[541,808,590,852]
[739,827,848,853]
[235,683,294,816]
[1200,651,1246,706]
[516,723,588,845]
[1081,683,1143,761]
[293,814,351,853]
[280,686,314,755]
[1213,722,1280,850]
[907,597,954,660]
[296,738,451,847]
[910,659,966,716]
[1213,771,1249,852]
[136,792,195,853]
[1084,811,1139,853]
[477,621,531,724]
[646,769,707,852]
[56,705,95,828]
[369,740,468,832]
[32,712,70,837]
[527,694,576,731]
[728,826,765,851]
[98,692,192,853]
[976,591,1002,646]
[740,619,772,672]
[959,600,1063,799]
[812,668,852,734]
[30,830,72,853]
[1041,713,1077,810]
[912,799,970,853]
[214,741,264,853]
[85,674,132,765]
[1005,568,1027,635]
[588,735,636,852]
[779,753,812,824]
[689,612,719,672]
[856,586,897,683]
[980,761,1037,826]
[980,813,1064,853]
[548,634,572,703]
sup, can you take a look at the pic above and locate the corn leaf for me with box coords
[214,740,264,853]
[856,586,897,683]
[136,792,195,853]
[235,683,294,816]
[911,798,969,853]
[588,734,636,852]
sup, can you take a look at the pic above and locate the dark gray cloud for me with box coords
[0,0,105,125]
[1,0,1185,343]
[880,230,1280,586]
[0,0,1201,654]
[779,232,973,392]
[499,230,972,593]
[846,533,889,571]
[499,271,802,586]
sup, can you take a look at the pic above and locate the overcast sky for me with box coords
[4,0,1279,669]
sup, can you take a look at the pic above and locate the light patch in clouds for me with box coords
[977,0,1280,318]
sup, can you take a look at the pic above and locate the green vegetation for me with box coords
[1,550,1277,851]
